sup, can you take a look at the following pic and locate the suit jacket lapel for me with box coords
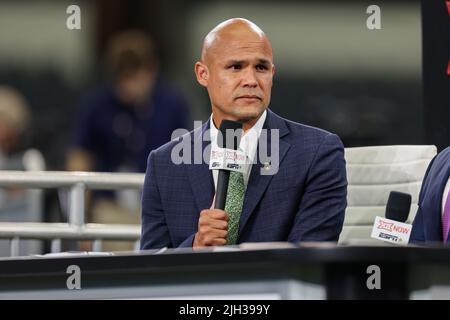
[239,109,291,234]
[187,120,215,212]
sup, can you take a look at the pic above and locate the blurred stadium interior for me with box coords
[0,0,425,171]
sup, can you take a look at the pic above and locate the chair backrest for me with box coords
[339,145,437,244]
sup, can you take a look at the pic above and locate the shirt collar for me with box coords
[209,110,267,163]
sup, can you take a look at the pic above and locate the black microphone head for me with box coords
[217,119,243,150]
[385,191,412,222]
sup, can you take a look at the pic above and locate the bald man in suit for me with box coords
[140,18,347,249]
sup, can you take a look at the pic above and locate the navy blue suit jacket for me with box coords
[410,147,450,244]
[140,110,347,249]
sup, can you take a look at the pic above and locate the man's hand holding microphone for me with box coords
[193,120,242,248]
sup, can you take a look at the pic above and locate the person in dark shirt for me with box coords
[68,30,190,173]
[65,31,190,251]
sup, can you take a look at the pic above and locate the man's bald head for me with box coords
[194,18,275,130]
[201,18,273,65]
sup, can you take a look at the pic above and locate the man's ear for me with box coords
[195,61,209,87]
[272,64,276,77]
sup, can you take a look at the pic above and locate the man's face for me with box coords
[197,37,275,124]
[116,68,155,106]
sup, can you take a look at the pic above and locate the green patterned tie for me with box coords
[225,171,246,245]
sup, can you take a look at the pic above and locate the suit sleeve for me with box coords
[288,133,347,242]
[140,150,197,249]
[178,234,196,247]
[409,155,437,244]
[140,151,172,249]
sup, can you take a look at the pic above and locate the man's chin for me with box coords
[233,106,265,121]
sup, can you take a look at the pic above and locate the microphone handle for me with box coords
[215,170,230,209]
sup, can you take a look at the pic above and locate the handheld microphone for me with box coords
[385,191,412,223]
[371,191,412,245]
[213,120,243,210]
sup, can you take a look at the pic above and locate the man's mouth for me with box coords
[236,95,262,100]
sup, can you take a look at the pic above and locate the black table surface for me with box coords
[0,243,449,276]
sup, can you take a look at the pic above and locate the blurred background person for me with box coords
[0,86,32,170]
[0,85,45,172]
[0,86,45,256]
[65,30,190,251]
[67,30,190,174]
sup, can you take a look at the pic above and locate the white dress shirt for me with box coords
[443,177,450,216]
[210,110,267,190]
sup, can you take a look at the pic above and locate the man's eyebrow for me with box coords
[224,59,271,65]
[257,59,270,66]
[225,59,246,65]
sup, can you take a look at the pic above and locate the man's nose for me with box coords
[241,68,258,87]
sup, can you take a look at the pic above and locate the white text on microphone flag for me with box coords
[209,145,247,173]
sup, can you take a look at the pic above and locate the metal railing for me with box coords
[0,171,144,257]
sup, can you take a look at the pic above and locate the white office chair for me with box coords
[339,145,437,244]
